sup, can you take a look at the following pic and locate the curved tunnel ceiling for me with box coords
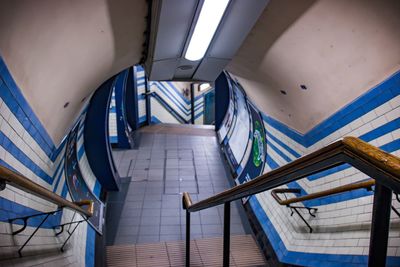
[1,0,399,142]
[228,0,400,133]
[0,0,147,144]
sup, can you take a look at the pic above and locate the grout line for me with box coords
[126,159,133,177]
[192,148,200,195]
[163,149,167,195]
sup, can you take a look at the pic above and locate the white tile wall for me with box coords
[250,82,400,264]
[0,95,97,266]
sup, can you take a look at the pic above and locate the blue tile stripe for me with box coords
[0,131,53,184]
[249,197,400,267]
[0,159,63,228]
[218,69,400,266]
[139,115,146,124]
[266,134,400,206]
[85,227,96,267]
[267,117,400,180]
[265,130,301,158]
[246,71,400,267]
[0,57,101,266]
[263,71,400,147]
[165,81,191,105]
[0,57,55,156]
[154,82,192,116]
[0,196,62,229]
[151,115,162,124]
[151,82,205,122]
[52,160,65,194]
[154,82,205,112]
[269,117,400,183]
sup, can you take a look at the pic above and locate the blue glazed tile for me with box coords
[0,57,56,156]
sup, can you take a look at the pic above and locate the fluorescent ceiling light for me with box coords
[185,0,230,61]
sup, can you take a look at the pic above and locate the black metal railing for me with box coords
[0,165,94,257]
[182,137,400,267]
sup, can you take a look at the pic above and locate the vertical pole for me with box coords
[18,213,51,257]
[186,210,191,267]
[223,202,231,267]
[144,74,151,125]
[0,179,5,191]
[61,221,82,252]
[368,183,392,267]
[190,84,195,124]
[126,66,139,131]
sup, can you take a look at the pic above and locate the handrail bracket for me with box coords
[0,178,6,191]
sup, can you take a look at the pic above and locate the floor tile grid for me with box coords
[109,132,247,245]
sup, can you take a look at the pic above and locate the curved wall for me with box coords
[0,0,147,144]
[0,58,103,266]
[217,71,400,266]
[228,0,400,133]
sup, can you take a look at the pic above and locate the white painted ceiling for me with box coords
[0,0,147,143]
[1,0,399,141]
[228,0,400,133]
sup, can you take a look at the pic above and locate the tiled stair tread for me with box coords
[106,235,266,267]
[137,124,215,136]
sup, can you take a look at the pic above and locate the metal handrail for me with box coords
[183,137,400,212]
[0,165,94,217]
[182,136,400,267]
[0,164,95,257]
[271,179,400,233]
[271,179,375,205]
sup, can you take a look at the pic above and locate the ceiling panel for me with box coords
[147,0,269,82]
[207,0,269,59]
[193,58,230,81]
[153,0,198,60]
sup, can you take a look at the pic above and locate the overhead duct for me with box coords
[145,0,269,82]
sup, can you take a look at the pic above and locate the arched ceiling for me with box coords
[0,0,147,144]
[228,0,400,133]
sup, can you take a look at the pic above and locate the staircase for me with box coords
[106,235,266,267]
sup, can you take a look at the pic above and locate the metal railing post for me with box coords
[17,213,51,257]
[368,183,392,267]
[0,179,5,191]
[223,202,231,267]
[186,209,191,267]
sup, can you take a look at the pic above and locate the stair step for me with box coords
[106,235,265,267]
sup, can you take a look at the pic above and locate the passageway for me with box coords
[106,124,250,245]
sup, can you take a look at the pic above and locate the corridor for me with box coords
[106,124,249,245]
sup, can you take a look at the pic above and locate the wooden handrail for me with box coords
[343,137,400,178]
[271,179,375,206]
[0,165,93,217]
[183,137,400,212]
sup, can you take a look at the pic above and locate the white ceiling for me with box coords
[0,0,147,143]
[228,0,400,133]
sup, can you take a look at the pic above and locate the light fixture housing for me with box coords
[184,0,230,61]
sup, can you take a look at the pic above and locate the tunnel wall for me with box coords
[0,0,147,145]
[0,57,102,266]
[134,65,207,125]
[227,0,400,134]
[150,81,205,124]
[218,70,400,266]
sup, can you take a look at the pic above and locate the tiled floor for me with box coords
[106,126,249,245]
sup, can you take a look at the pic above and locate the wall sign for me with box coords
[235,101,266,185]
[65,121,105,235]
